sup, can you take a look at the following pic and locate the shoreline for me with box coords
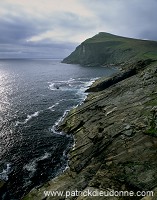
[52,76,108,167]
[0,67,115,199]
[23,60,157,200]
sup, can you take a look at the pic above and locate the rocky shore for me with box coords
[23,59,157,200]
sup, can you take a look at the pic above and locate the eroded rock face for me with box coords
[85,59,155,92]
[23,62,157,200]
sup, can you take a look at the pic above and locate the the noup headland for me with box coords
[22,32,157,199]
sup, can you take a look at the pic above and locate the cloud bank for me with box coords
[0,0,157,58]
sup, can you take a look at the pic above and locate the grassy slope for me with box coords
[86,32,157,59]
[63,32,157,65]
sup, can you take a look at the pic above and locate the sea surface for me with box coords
[0,59,118,199]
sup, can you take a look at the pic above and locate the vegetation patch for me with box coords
[145,127,157,137]
[145,107,157,137]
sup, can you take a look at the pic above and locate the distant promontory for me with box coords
[62,32,157,66]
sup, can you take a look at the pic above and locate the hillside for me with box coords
[62,32,157,66]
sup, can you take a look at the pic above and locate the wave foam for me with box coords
[15,111,40,126]
[48,77,99,94]
[76,77,99,101]
[48,83,60,90]
[48,102,59,111]
[51,109,70,135]
[48,77,85,92]
[23,152,51,174]
[50,77,99,134]
[0,163,12,181]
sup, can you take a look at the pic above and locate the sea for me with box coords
[0,59,118,199]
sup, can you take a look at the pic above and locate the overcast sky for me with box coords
[0,0,157,58]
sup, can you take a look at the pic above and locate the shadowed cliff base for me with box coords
[86,59,155,92]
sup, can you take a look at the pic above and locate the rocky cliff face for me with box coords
[23,60,157,200]
[22,33,157,199]
[62,32,157,66]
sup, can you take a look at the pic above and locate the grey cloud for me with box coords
[0,39,77,59]
[0,12,79,58]
[0,9,78,44]
[82,0,157,40]
[1,0,157,58]
[53,11,95,31]
[0,8,96,45]
[0,15,51,44]
[0,43,76,59]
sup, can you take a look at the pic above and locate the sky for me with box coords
[0,0,157,58]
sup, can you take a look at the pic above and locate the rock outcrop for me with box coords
[23,60,157,200]
[85,59,154,92]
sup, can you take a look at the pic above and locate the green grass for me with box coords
[145,99,157,107]
[145,127,157,137]
[84,32,157,61]
[143,52,157,60]
[63,32,157,66]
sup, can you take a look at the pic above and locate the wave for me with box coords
[48,82,76,91]
[0,163,12,181]
[48,78,80,91]
[23,152,51,175]
[76,77,99,101]
[48,83,60,90]
[15,77,98,127]
[48,79,75,91]
[48,77,99,93]
[48,102,59,111]
[50,77,99,134]
[15,111,40,126]
[51,109,70,135]
[15,99,70,126]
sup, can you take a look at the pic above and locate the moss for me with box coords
[145,127,157,137]
[145,99,157,107]
[145,114,157,137]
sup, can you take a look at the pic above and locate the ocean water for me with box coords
[0,59,118,199]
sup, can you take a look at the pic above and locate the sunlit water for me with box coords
[0,59,118,199]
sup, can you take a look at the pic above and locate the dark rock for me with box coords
[85,68,137,92]
[23,61,157,200]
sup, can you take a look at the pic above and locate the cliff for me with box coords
[23,34,157,200]
[62,32,157,66]
[23,62,157,200]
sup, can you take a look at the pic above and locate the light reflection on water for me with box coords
[0,59,119,199]
[0,67,19,159]
[0,69,12,108]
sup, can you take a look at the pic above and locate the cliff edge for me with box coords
[62,32,157,67]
